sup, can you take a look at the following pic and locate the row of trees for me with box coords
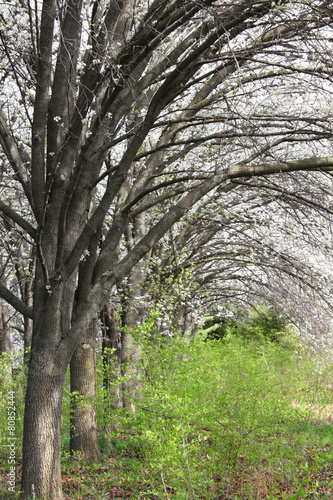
[1,0,333,498]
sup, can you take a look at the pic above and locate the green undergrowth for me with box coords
[2,336,333,499]
[63,335,333,499]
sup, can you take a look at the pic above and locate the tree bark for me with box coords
[183,310,197,343]
[121,330,143,412]
[21,275,76,500]
[23,279,33,363]
[70,320,100,462]
[21,345,68,499]
[0,299,12,385]
[0,298,11,355]
[101,300,122,410]
[121,214,147,411]
[121,266,145,411]
[69,231,101,462]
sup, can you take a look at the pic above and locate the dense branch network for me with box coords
[0,0,333,342]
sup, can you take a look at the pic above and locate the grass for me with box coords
[1,335,333,499]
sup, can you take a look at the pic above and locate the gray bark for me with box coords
[121,213,147,410]
[0,298,11,355]
[101,300,122,410]
[21,284,71,500]
[69,230,101,461]
[70,320,100,462]
[0,299,12,385]
[22,356,67,499]
[23,279,33,363]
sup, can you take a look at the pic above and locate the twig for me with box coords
[160,469,171,500]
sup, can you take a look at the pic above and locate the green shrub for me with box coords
[201,304,295,347]
[123,329,333,499]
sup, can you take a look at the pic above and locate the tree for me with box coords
[177,172,333,346]
[1,0,333,498]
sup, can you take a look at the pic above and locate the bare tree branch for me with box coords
[0,200,36,239]
[0,282,33,319]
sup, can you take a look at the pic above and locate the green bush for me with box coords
[123,329,333,499]
[201,304,295,346]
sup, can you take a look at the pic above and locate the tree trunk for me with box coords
[70,319,100,462]
[69,227,101,461]
[23,279,33,363]
[121,330,143,412]
[121,266,145,411]
[0,298,11,355]
[101,300,122,410]
[0,299,12,385]
[21,349,68,500]
[183,310,197,343]
[120,214,147,410]
[21,274,76,499]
